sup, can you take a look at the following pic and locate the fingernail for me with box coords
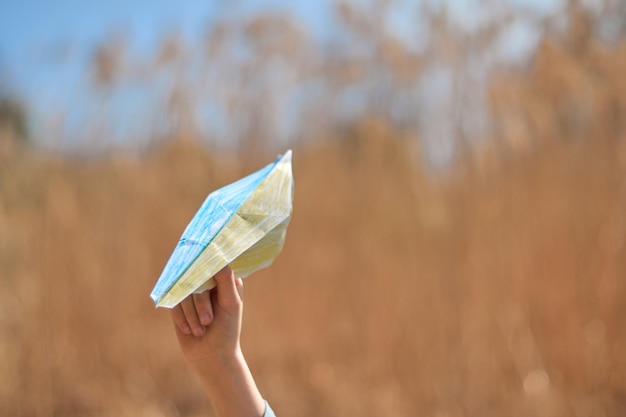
[200,312,212,326]
[181,323,192,335]
[193,326,205,337]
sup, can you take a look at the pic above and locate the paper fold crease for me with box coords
[151,150,293,308]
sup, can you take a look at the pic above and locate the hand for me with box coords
[169,266,266,417]
[171,265,244,364]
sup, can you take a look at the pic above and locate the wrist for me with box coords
[192,346,265,417]
[189,343,243,372]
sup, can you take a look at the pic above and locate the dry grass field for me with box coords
[2,21,626,417]
[1,132,625,417]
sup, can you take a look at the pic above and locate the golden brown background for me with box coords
[1,2,626,416]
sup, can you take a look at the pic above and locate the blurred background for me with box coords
[1,0,626,416]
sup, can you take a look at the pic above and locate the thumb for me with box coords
[235,277,244,302]
[213,265,242,311]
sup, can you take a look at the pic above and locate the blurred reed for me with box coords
[1,1,626,416]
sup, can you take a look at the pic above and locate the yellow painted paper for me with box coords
[151,151,293,308]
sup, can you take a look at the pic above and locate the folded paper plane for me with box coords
[151,150,293,308]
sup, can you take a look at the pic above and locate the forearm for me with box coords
[191,348,266,417]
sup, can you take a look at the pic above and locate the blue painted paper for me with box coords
[150,151,293,307]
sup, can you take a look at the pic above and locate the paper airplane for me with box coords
[151,150,293,308]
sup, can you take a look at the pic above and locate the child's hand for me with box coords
[171,265,244,364]
[169,265,268,417]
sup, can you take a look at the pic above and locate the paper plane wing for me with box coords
[151,150,293,308]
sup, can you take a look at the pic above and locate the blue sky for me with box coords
[0,0,564,156]
[0,1,337,146]
[0,0,332,90]
[0,0,560,85]
[0,0,330,67]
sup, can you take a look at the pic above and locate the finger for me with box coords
[181,296,205,337]
[171,304,192,335]
[193,290,213,326]
[213,265,241,311]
